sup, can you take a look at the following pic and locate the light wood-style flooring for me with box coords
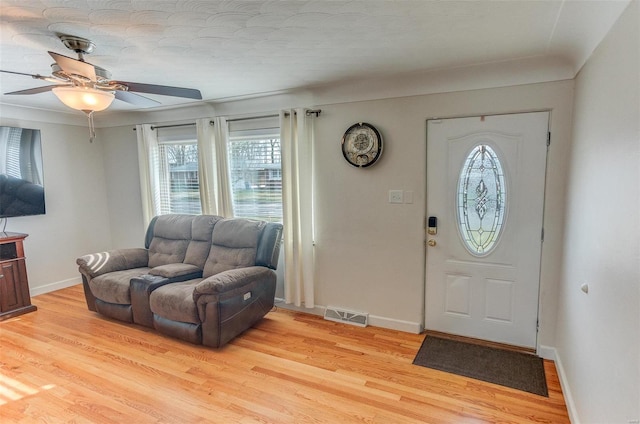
[1,285,570,423]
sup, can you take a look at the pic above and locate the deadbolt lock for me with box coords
[427,239,436,247]
[427,216,437,235]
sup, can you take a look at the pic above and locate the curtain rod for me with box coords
[151,122,196,130]
[306,109,322,117]
[227,114,279,123]
[133,109,321,130]
[133,121,213,131]
[227,109,322,122]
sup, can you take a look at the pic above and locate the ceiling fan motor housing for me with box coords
[59,35,95,55]
[51,64,112,83]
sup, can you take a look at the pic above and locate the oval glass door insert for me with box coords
[457,144,507,256]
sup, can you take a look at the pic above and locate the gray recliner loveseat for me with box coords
[77,214,283,348]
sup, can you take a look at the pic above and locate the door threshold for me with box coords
[423,330,536,355]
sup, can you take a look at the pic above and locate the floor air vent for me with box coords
[324,306,368,327]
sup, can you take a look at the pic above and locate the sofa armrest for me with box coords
[193,266,275,296]
[130,274,173,327]
[194,266,275,320]
[195,267,276,347]
[149,263,202,279]
[77,248,149,279]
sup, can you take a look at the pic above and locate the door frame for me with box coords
[421,110,551,352]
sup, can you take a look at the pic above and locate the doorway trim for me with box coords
[422,110,552,353]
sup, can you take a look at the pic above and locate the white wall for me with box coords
[556,2,640,423]
[99,79,574,347]
[311,82,574,338]
[98,125,146,248]
[0,112,113,295]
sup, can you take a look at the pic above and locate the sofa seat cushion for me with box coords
[149,279,202,324]
[89,267,151,304]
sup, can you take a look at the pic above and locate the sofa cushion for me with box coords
[211,218,265,248]
[89,267,151,304]
[152,214,194,239]
[148,214,194,267]
[149,279,201,324]
[148,238,190,268]
[203,218,265,278]
[184,215,221,269]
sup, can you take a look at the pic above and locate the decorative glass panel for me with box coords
[457,144,506,256]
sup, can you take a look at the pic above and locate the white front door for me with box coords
[425,112,549,349]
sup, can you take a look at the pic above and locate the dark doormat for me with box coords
[413,336,548,397]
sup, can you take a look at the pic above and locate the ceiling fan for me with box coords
[1,34,203,141]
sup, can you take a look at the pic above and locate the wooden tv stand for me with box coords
[0,232,37,321]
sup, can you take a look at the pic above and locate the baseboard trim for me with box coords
[368,315,423,334]
[537,344,556,360]
[274,299,423,334]
[30,277,81,297]
[548,346,580,424]
[274,298,325,316]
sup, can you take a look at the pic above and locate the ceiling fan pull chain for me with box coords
[84,110,96,143]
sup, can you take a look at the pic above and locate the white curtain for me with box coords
[136,124,161,227]
[281,108,315,308]
[196,117,234,217]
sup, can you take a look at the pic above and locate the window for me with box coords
[142,118,282,221]
[228,124,282,223]
[156,126,201,215]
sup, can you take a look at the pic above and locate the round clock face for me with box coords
[341,122,383,167]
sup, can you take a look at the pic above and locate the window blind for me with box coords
[155,126,201,215]
[228,122,282,223]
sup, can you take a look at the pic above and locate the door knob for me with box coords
[427,239,436,247]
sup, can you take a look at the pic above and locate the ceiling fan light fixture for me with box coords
[52,86,114,112]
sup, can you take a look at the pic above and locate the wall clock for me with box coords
[341,122,383,167]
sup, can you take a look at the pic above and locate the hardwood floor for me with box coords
[0,285,570,423]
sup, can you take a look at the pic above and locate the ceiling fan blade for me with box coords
[114,90,161,107]
[1,69,61,83]
[1,69,41,78]
[115,81,202,100]
[48,51,96,81]
[4,85,68,95]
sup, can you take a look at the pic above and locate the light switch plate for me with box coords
[404,190,414,204]
[389,190,403,203]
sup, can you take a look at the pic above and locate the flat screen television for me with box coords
[0,126,46,218]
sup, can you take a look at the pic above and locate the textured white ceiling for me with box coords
[0,0,630,114]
